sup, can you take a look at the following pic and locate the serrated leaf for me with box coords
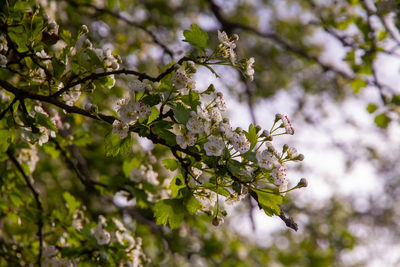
[104,131,121,157]
[169,174,185,197]
[202,182,231,197]
[181,90,201,109]
[251,189,282,216]
[245,124,258,150]
[391,95,400,106]
[374,113,391,128]
[153,199,184,229]
[141,94,161,106]
[0,129,12,152]
[366,103,377,114]
[119,135,133,156]
[182,189,201,215]
[147,106,160,124]
[350,77,367,94]
[63,192,80,215]
[173,103,191,125]
[162,159,179,171]
[183,24,209,52]
[36,113,57,131]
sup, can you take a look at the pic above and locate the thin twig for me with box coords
[7,150,44,266]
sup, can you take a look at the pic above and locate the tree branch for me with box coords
[6,150,44,266]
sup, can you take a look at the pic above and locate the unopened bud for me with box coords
[189,111,196,117]
[212,217,223,226]
[283,144,289,153]
[235,127,242,133]
[84,103,92,111]
[275,113,283,122]
[80,25,89,35]
[262,129,270,138]
[296,154,305,161]
[297,178,308,188]
[255,125,262,133]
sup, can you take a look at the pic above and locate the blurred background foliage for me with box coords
[2,0,400,266]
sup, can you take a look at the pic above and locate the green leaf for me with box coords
[366,103,378,114]
[63,192,80,215]
[36,113,57,131]
[141,94,161,106]
[244,124,258,150]
[232,181,241,194]
[182,189,201,215]
[202,182,230,197]
[251,188,282,216]
[173,103,191,125]
[152,127,177,146]
[153,199,184,229]
[84,48,102,66]
[374,113,391,128]
[350,77,367,94]
[162,159,179,171]
[119,135,133,156]
[0,129,12,152]
[391,95,400,106]
[52,57,66,78]
[183,24,209,52]
[104,131,121,157]
[147,106,160,124]
[181,90,201,109]
[169,174,186,197]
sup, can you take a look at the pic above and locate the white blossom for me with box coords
[18,146,39,173]
[245,57,255,81]
[92,223,111,245]
[118,101,138,125]
[172,69,189,89]
[204,136,225,156]
[287,147,299,159]
[186,116,203,134]
[130,168,144,183]
[209,108,223,123]
[129,80,151,93]
[62,85,81,106]
[256,149,279,170]
[272,165,288,186]
[176,131,197,149]
[112,120,129,138]
[145,168,159,186]
[0,54,7,68]
[215,92,227,111]
[196,189,217,211]
[281,115,295,135]
[134,102,152,118]
[231,132,250,154]
[196,105,209,120]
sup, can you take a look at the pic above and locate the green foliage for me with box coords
[374,113,391,128]
[252,189,282,216]
[153,198,184,229]
[183,24,209,52]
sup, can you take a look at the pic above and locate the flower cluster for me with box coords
[113,81,153,138]
[217,30,239,64]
